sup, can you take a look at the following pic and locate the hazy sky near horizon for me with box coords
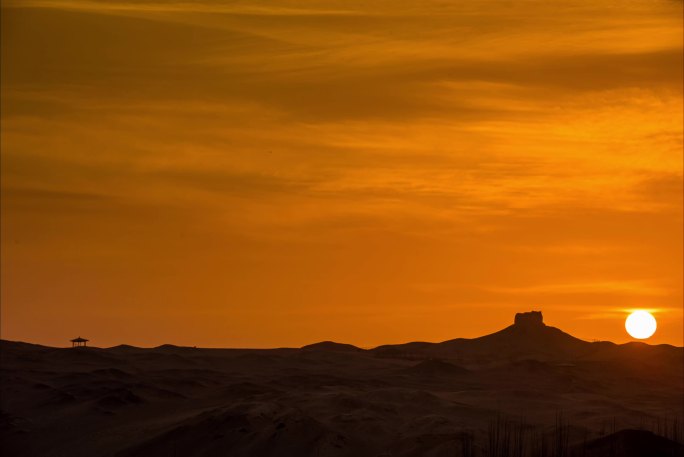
[2,0,682,348]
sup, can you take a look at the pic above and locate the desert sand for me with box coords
[1,312,682,457]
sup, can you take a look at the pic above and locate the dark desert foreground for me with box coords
[1,312,682,457]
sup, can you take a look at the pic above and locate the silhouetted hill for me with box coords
[441,311,590,357]
[301,341,364,352]
[108,344,144,352]
[369,311,683,369]
[153,344,199,352]
[575,429,684,457]
[370,311,592,363]
[0,340,53,355]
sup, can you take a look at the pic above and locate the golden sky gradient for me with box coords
[1,0,682,348]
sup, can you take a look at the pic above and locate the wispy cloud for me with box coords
[489,281,670,297]
[1,0,681,347]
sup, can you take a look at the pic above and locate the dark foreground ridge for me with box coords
[1,311,682,457]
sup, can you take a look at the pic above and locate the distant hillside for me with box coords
[301,341,364,352]
[370,311,683,370]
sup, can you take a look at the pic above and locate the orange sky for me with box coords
[1,0,682,348]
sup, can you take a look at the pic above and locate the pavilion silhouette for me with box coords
[70,337,88,348]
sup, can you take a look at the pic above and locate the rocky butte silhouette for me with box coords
[1,311,682,457]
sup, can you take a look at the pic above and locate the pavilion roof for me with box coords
[70,337,89,342]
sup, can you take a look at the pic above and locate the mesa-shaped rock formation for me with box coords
[514,310,544,327]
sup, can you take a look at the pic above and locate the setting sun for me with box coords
[625,311,657,339]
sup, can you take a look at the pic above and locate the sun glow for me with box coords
[625,311,657,339]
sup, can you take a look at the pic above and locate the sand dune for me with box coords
[1,312,682,456]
